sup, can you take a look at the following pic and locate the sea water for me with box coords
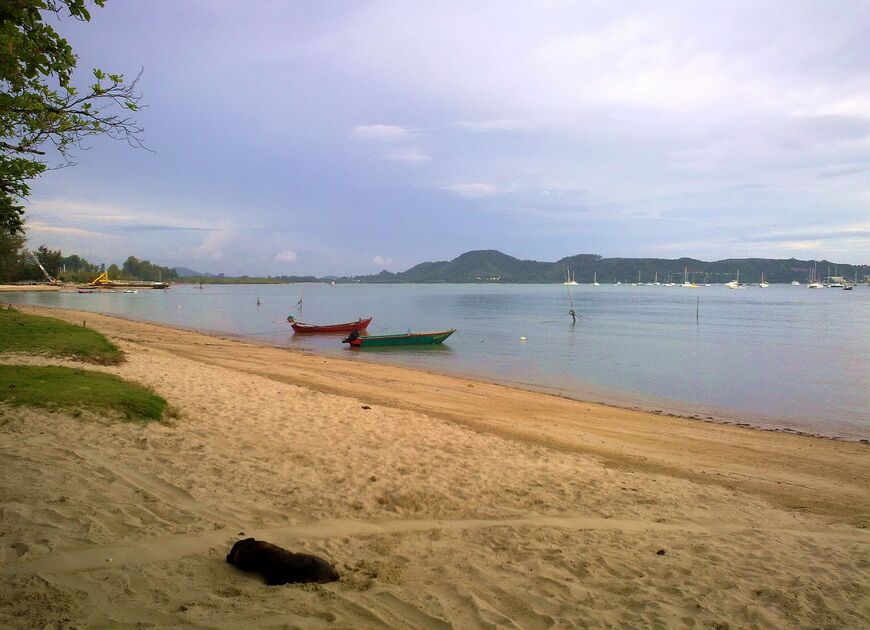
[6,283,869,440]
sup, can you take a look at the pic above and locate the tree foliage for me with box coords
[34,242,60,276]
[0,0,143,236]
[0,228,25,280]
[121,255,176,281]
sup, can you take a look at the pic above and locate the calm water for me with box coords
[6,283,869,440]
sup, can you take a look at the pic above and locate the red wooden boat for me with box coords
[288,316,372,334]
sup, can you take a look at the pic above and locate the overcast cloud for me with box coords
[23,1,870,274]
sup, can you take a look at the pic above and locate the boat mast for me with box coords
[565,271,577,324]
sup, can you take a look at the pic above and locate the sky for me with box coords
[23,0,870,275]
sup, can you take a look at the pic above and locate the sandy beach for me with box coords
[1,305,868,628]
[0,284,63,292]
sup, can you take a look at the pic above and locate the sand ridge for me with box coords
[1,305,868,628]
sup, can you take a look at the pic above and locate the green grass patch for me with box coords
[0,307,123,364]
[0,365,166,422]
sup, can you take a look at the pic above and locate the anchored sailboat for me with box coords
[726,270,745,289]
[562,266,578,286]
[681,266,698,288]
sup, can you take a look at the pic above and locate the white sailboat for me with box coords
[592,272,600,286]
[562,266,578,286]
[759,272,769,288]
[807,262,823,288]
[726,270,745,289]
[681,266,698,288]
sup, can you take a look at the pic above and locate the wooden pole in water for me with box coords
[696,296,699,324]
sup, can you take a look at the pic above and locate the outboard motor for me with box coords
[342,330,360,344]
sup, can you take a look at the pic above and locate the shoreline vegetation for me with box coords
[1,305,868,627]
[4,250,870,287]
[0,308,166,422]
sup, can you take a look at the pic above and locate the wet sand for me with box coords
[0,284,63,292]
[1,305,868,628]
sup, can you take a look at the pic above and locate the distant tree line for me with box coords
[174,274,319,285]
[0,243,177,284]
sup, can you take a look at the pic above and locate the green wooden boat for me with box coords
[342,328,456,348]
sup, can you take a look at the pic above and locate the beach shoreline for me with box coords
[11,304,870,521]
[0,284,64,292]
[9,300,864,443]
[2,304,868,627]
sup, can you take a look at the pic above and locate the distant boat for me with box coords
[726,270,745,289]
[562,267,578,286]
[342,328,455,347]
[791,280,801,286]
[681,266,698,288]
[827,266,845,288]
[759,273,769,288]
[807,262,823,288]
[288,316,372,334]
[592,272,600,286]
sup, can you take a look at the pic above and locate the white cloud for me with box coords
[193,225,234,260]
[27,199,138,224]
[815,95,870,119]
[274,249,298,263]
[442,182,499,199]
[373,255,392,267]
[26,221,112,239]
[456,119,533,132]
[386,146,431,164]
[351,124,412,142]
[27,198,214,231]
[817,162,870,178]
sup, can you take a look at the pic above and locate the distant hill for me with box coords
[349,250,870,284]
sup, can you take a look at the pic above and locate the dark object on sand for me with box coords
[226,538,340,585]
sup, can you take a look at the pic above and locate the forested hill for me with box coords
[351,250,869,284]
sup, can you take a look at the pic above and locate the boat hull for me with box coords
[345,329,455,347]
[291,317,372,334]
